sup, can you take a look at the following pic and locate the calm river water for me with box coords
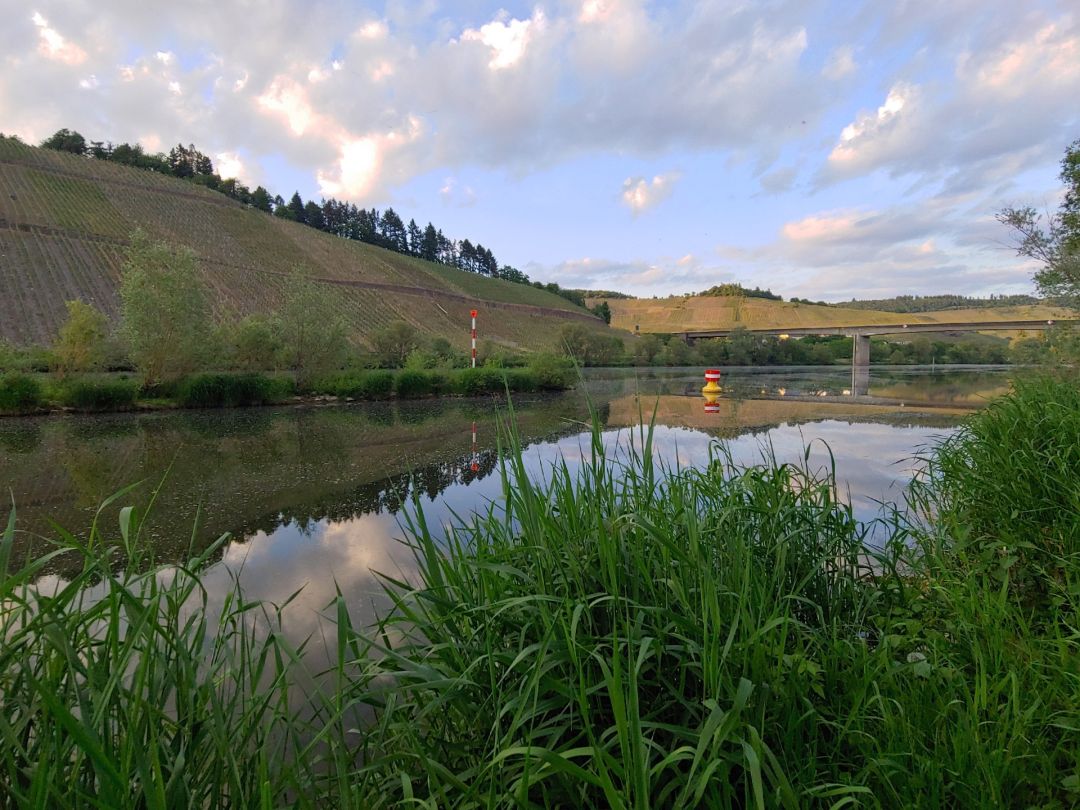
[2,366,1009,631]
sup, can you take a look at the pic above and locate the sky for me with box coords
[2,0,1078,301]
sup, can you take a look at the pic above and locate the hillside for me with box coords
[590,294,1073,336]
[0,137,604,350]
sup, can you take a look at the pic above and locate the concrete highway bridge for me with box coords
[680,319,1078,369]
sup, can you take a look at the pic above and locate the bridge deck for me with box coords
[681,319,1075,341]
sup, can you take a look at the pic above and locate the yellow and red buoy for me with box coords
[702,369,722,414]
[702,368,722,394]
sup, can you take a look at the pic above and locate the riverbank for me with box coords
[0,374,1076,807]
[0,359,576,417]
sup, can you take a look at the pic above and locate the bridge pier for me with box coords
[852,334,870,369]
[851,365,870,397]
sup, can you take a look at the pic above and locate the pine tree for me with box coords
[287,192,306,224]
[407,219,423,256]
[251,186,272,212]
[420,223,439,262]
[304,200,325,230]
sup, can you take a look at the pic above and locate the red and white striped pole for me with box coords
[470,309,478,368]
[470,421,479,472]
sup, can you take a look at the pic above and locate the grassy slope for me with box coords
[592,294,1073,335]
[0,137,604,350]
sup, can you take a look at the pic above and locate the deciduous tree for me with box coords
[999,138,1080,306]
[277,270,348,385]
[40,129,86,155]
[119,230,210,384]
[53,300,109,376]
[371,321,420,368]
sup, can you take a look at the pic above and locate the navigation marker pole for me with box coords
[471,421,479,473]
[470,309,478,368]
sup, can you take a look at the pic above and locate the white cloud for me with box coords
[31,11,86,65]
[620,172,680,215]
[821,16,1080,186]
[828,83,918,172]
[459,9,545,71]
[823,45,856,80]
[532,253,735,297]
[214,151,246,182]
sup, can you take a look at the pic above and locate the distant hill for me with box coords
[0,137,605,349]
[588,294,1073,335]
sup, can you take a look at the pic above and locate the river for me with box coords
[2,365,1009,631]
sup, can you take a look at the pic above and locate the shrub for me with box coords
[0,373,43,414]
[451,367,506,396]
[176,373,294,408]
[528,354,575,390]
[395,370,448,399]
[315,371,394,400]
[503,369,539,393]
[57,378,139,411]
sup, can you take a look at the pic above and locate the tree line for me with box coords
[35,128,596,310]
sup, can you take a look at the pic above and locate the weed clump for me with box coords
[0,373,44,414]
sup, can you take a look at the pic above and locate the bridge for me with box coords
[680,319,1077,369]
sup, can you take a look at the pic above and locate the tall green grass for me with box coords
[0,375,1076,807]
[0,496,370,808]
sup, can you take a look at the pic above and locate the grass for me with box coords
[0,375,1076,806]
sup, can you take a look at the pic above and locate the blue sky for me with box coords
[2,0,1078,299]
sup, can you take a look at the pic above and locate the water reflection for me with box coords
[1,367,1008,583]
[1,366,1016,675]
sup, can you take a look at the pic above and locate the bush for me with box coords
[528,354,575,390]
[503,369,539,393]
[451,367,507,396]
[395,370,448,399]
[176,373,294,408]
[315,371,394,400]
[0,373,43,413]
[56,377,139,411]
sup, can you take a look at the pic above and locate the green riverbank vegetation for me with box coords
[0,374,1076,806]
[0,232,576,415]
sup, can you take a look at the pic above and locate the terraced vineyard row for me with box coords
[0,140,608,350]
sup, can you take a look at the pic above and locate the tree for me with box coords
[590,301,612,324]
[119,230,210,384]
[380,208,407,253]
[277,270,348,385]
[557,324,623,366]
[287,192,306,223]
[229,314,283,370]
[420,223,439,262]
[53,300,109,376]
[998,138,1080,306]
[274,271,345,384]
[407,219,423,256]
[41,129,87,155]
[303,200,325,230]
[371,321,420,368]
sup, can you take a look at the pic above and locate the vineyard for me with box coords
[591,292,1073,335]
[0,137,605,351]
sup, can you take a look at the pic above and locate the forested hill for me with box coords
[0,137,605,349]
